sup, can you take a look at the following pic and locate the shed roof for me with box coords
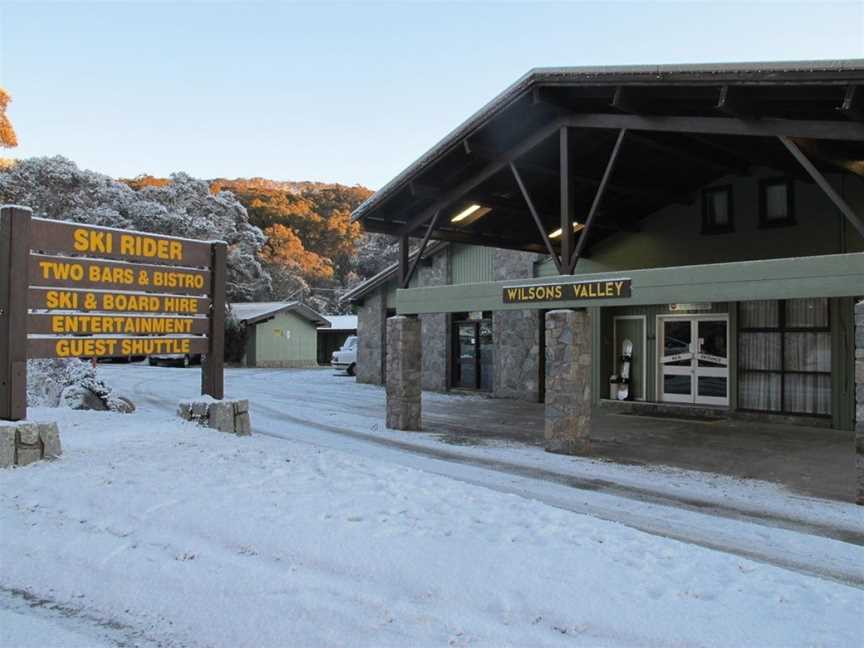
[319,315,358,331]
[229,301,328,327]
[352,60,864,256]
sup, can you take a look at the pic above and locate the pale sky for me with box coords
[1,1,862,189]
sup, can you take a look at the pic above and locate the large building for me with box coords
[349,61,864,501]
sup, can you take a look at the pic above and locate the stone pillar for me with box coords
[856,301,864,505]
[544,309,592,455]
[386,316,422,431]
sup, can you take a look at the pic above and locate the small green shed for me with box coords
[230,302,328,368]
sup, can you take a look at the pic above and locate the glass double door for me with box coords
[660,316,729,406]
[453,319,493,391]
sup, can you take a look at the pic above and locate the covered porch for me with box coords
[419,392,856,503]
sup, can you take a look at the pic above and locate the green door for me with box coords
[613,316,645,400]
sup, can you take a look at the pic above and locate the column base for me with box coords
[545,437,591,456]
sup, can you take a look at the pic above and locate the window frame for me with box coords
[737,298,831,418]
[758,177,796,228]
[701,184,734,235]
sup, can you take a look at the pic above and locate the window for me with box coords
[702,185,733,234]
[738,298,831,416]
[759,178,795,227]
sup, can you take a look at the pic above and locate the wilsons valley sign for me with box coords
[0,206,227,421]
[502,278,631,305]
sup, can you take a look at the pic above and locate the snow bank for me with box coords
[26,359,133,412]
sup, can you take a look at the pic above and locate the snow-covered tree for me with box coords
[0,156,271,301]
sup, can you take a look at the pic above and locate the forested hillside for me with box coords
[0,157,396,313]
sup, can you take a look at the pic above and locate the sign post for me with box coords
[0,207,30,421]
[0,204,227,421]
[202,241,226,400]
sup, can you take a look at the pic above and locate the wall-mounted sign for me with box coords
[669,303,712,312]
[0,207,227,421]
[502,278,631,305]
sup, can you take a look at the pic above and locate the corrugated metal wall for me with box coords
[451,244,495,284]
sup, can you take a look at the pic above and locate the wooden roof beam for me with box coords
[715,85,754,117]
[610,86,639,114]
[408,181,438,199]
[510,162,564,273]
[780,136,864,239]
[564,113,864,141]
[570,129,627,272]
[397,118,566,237]
[840,85,864,121]
[629,132,747,176]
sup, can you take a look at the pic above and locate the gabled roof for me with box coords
[229,301,328,327]
[351,60,864,255]
[319,315,357,331]
[342,241,449,303]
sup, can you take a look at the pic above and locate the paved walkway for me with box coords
[421,396,855,502]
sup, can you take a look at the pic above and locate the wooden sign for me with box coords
[28,336,210,359]
[29,288,210,314]
[30,218,212,267]
[29,254,209,295]
[28,313,209,336]
[502,278,631,305]
[0,205,227,421]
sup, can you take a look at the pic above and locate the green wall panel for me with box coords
[451,244,495,285]
[253,311,319,367]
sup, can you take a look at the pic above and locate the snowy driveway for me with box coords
[109,365,864,575]
[0,365,861,647]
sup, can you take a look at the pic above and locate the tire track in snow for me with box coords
[0,585,192,648]
[127,374,864,588]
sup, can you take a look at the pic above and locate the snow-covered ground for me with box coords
[1,366,862,647]
[109,365,863,584]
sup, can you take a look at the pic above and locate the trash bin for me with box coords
[609,375,619,400]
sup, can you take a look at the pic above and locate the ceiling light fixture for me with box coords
[549,222,584,239]
[450,204,482,223]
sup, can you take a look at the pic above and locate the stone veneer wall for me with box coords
[493,249,542,401]
[856,301,863,505]
[356,290,386,385]
[417,249,450,392]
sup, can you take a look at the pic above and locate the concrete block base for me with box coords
[544,309,592,456]
[178,399,252,436]
[386,316,422,431]
[0,421,62,468]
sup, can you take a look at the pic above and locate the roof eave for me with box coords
[351,59,864,225]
